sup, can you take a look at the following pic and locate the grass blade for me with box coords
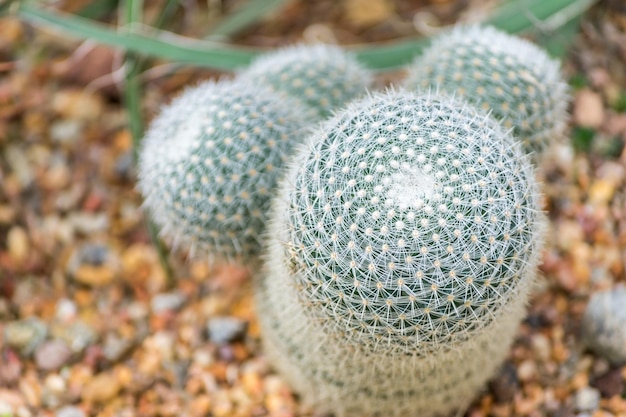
[17,2,257,69]
[14,0,597,71]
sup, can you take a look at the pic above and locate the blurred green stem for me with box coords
[122,0,175,288]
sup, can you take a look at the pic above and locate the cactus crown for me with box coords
[278,89,544,352]
[239,43,374,117]
[404,25,569,155]
[138,79,308,264]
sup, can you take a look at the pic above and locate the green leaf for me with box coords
[15,0,598,71]
[207,0,293,40]
[18,2,257,69]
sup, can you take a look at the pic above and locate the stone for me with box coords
[151,292,187,314]
[4,318,48,356]
[207,317,247,345]
[574,387,600,412]
[35,340,72,371]
[81,373,121,403]
[55,405,86,417]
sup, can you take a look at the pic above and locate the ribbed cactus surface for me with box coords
[239,43,373,117]
[257,90,545,417]
[138,79,308,265]
[404,25,568,155]
[582,285,626,365]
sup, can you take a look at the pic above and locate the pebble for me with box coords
[77,243,110,266]
[590,367,624,398]
[44,374,66,395]
[207,317,248,345]
[54,298,78,322]
[530,333,551,361]
[68,212,109,234]
[113,151,134,180]
[102,332,135,363]
[7,226,29,264]
[51,89,104,121]
[49,119,83,145]
[4,318,48,356]
[582,285,626,364]
[56,405,86,417]
[517,360,537,382]
[151,292,187,314]
[68,243,118,286]
[575,387,600,412]
[73,265,115,286]
[574,89,605,128]
[81,373,121,403]
[0,400,13,416]
[4,145,33,188]
[35,340,73,371]
[51,321,96,353]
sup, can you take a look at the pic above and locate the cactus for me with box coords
[256,90,545,417]
[582,285,626,365]
[137,79,308,265]
[238,43,374,118]
[403,25,569,156]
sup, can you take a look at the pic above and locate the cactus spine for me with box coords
[403,25,569,156]
[138,79,308,265]
[239,43,374,118]
[256,90,545,417]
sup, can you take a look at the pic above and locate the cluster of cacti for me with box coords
[403,25,569,156]
[256,90,546,417]
[239,44,374,118]
[582,285,626,365]
[138,27,570,417]
[138,44,371,265]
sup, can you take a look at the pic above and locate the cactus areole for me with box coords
[280,90,544,353]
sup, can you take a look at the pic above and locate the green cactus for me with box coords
[403,25,569,156]
[256,90,545,417]
[582,284,626,365]
[238,43,374,118]
[137,79,308,265]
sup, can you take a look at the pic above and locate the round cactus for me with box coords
[138,79,308,265]
[256,90,545,417]
[403,25,569,156]
[238,43,374,118]
[582,285,626,365]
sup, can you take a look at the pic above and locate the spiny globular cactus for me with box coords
[582,284,626,365]
[403,25,569,156]
[138,79,308,266]
[256,90,546,417]
[238,43,373,118]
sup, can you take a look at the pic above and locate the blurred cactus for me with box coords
[404,25,569,156]
[138,79,308,265]
[257,90,545,417]
[582,285,626,365]
[239,43,374,117]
